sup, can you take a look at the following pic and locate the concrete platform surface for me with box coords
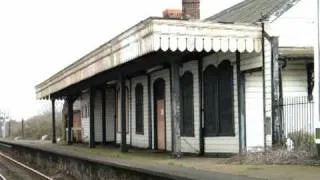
[2,140,320,180]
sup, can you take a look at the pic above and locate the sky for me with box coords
[0,0,244,120]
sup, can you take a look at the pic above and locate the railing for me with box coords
[281,96,314,138]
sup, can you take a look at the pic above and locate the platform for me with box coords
[0,139,261,180]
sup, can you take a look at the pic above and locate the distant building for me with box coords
[182,0,200,20]
[163,9,182,19]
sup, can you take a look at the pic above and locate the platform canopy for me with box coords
[36,17,262,99]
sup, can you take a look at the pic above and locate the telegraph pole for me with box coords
[21,119,24,139]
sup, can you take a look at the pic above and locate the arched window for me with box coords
[181,71,194,137]
[203,61,234,137]
[203,65,220,136]
[218,60,234,136]
[135,83,144,134]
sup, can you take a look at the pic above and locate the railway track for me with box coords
[0,151,52,180]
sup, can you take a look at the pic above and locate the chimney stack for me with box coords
[182,0,200,20]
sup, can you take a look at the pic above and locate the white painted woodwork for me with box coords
[245,71,264,151]
[131,76,149,148]
[180,61,200,153]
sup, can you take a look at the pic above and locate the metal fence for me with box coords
[281,96,314,138]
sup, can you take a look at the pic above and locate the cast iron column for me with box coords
[120,74,128,152]
[171,61,181,158]
[67,97,73,145]
[101,88,106,144]
[89,88,96,148]
[51,98,56,143]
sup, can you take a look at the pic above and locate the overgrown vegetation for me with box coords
[227,131,318,165]
[288,130,315,152]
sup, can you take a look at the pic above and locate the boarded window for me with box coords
[181,71,194,137]
[218,61,234,136]
[135,83,144,134]
[203,61,234,137]
[204,65,219,136]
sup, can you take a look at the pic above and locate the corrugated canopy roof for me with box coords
[205,0,301,23]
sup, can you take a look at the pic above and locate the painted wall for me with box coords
[180,60,200,153]
[245,71,265,151]
[131,76,149,148]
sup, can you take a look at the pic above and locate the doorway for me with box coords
[153,79,166,150]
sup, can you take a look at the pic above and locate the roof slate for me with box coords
[205,0,300,23]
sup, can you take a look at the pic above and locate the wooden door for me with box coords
[156,99,165,150]
[154,79,165,150]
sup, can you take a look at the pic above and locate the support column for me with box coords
[67,97,73,145]
[171,61,181,158]
[271,37,281,145]
[51,98,56,143]
[147,74,152,150]
[89,88,96,148]
[236,51,246,153]
[120,74,128,152]
[101,88,106,144]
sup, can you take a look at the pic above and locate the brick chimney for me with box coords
[182,0,200,20]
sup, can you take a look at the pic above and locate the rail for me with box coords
[0,152,52,180]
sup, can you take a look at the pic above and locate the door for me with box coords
[154,79,166,150]
[156,99,165,150]
[245,71,264,151]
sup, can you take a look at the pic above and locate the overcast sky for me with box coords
[0,0,243,120]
